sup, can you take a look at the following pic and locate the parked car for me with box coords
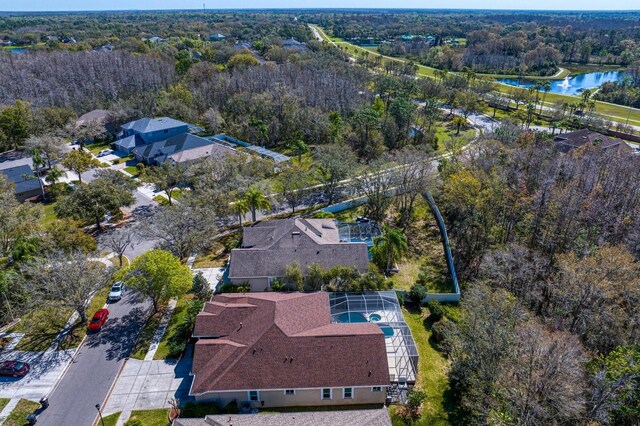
[108,282,125,301]
[88,308,109,332]
[0,360,30,377]
[97,149,113,157]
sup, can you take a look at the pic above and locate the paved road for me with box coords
[36,292,151,426]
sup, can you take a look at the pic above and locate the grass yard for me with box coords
[388,308,454,426]
[192,232,240,269]
[102,412,121,426]
[0,398,9,412]
[109,255,130,268]
[3,399,40,426]
[123,165,139,176]
[58,282,112,349]
[8,307,73,351]
[86,141,112,156]
[152,195,170,206]
[126,408,170,426]
[153,294,195,360]
[130,302,168,360]
[40,202,58,226]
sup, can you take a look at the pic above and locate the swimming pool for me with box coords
[337,312,368,323]
[378,325,394,338]
[369,313,382,322]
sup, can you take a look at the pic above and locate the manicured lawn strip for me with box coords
[388,259,422,292]
[103,412,121,426]
[3,399,40,426]
[0,398,10,413]
[152,195,170,206]
[390,308,453,426]
[9,307,73,351]
[58,282,112,349]
[129,303,167,360]
[86,141,112,156]
[40,202,58,226]
[123,165,139,176]
[127,408,170,426]
[153,294,195,360]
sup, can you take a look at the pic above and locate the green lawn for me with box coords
[126,408,170,426]
[40,202,58,226]
[123,165,139,176]
[153,294,195,360]
[86,141,112,156]
[8,307,73,351]
[0,398,9,413]
[152,195,170,206]
[102,412,121,426]
[389,308,454,426]
[130,303,167,360]
[59,282,113,349]
[3,399,40,426]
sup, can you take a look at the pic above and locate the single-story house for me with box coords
[173,408,392,426]
[148,36,165,43]
[76,109,115,133]
[133,133,239,165]
[0,165,42,202]
[553,129,635,154]
[228,219,370,291]
[190,292,390,408]
[282,38,307,51]
[113,117,190,154]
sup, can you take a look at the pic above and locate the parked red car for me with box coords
[0,360,30,377]
[88,308,109,332]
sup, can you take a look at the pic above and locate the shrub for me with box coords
[135,163,146,173]
[409,284,428,304]
[112,159,120,165]
[192,272,212,301]
[223,401,239,414]
[181,401,221,418]
[428,299,445,321]
[270,278,286,291]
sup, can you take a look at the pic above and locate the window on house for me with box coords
[372,386,382,392]
[285,389,295,395]
[343,387,353,399]
[164,129,169,134]
[322,388,331,400]
[248,390,259,401]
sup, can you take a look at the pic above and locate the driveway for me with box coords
[35,292,151,426]
[0,349,75,400]
[103,349,193,417]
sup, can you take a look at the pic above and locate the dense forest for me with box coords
[309,11,640,75]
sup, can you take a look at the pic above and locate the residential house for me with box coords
[1,165,42,202]
[148,36,165,43]
[553,129,635,154]
[190,292,390,408]
[113,117,190,154]
[282,38,307,51]
[228,219,370,291]
[209,33,225,42]
[133,133,238,166]
[173,408,392,426]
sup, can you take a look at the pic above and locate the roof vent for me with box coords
[292,231,300,236]
[284,357,288,363]
[290,357,293,363]
[368,370,372,377]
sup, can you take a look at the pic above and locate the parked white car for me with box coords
[97,149,113,157]
[108,282,125,301]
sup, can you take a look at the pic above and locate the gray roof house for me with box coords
[209,33,226,41]
[1,165,42,202]
[113,117,190,153]
[228,219,370,291]
[553,129,635,154]
[133,133,239,166]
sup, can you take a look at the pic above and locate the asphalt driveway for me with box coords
[36,292,151,426]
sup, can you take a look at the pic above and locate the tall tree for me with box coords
[243,186,271,223]
[372,224,408,271]
[0,100,32,150]
[61,149,93,183]
[275,164,313,214]
[314,144,357,205]
[117,249,192,313]
[142,163,187,206]
[0,175,42,257]
[24,134,67,169]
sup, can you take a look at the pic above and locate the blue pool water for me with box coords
[378,325,395,338]
[369,313,382,322]
[337,312,368,323]
[498,71,626,96]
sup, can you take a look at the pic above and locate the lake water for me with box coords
[7,48,29,54]
[498,71,626,96]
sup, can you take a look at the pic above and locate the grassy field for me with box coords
[126,409,170,426]
[389,308,454,426]
[3,399,40,426]
[0,398,9,412]
[40,202,58,226]
[312,25,640,126]
[102,412,121,426]
[153,294,194,360]
[192,232,239,269]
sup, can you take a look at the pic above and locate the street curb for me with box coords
[92,356,129,426]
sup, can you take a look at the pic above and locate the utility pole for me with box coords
[95,404,105,426]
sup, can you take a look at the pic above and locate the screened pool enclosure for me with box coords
[329,291,419,403]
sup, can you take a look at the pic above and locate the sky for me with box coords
[0,0,637,11]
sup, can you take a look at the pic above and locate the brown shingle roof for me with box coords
[229,219,369,279]
[553,129,634,154]
[174,408,392,426]
[190,292,389,395]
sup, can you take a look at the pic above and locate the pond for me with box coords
[498,71,626,96]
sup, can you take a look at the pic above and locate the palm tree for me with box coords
[539,81,551,115]
[243,186,271,223]
[373,224,408,272]
[289,139,309,164]
[525,102,536,129]
[45,166,64,185]
[31,149,46,200]
[231,199,249,227]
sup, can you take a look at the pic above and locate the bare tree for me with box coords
[103,230,135,267]
[20,251,111,324]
